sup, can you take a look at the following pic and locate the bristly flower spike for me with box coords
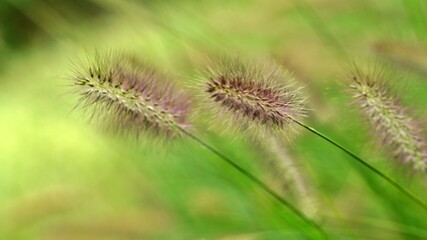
[70,51,191,139]
[348,64,427,172]
[196,56,307,138]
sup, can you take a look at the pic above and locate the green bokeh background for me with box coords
[0,0,427,239]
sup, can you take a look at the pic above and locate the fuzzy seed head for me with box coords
[196,57,307,137]
[70,51,190,139]
[348,65,427,172]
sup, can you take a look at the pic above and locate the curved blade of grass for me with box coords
[176,126,330,240]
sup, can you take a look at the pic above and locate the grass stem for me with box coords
[291,118,427,212]
[177,126,329,240]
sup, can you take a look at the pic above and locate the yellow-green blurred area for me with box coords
[1,0,427,239]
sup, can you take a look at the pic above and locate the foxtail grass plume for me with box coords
[196,57,307,137]
[70,51,190,139]
[347,65,427,172]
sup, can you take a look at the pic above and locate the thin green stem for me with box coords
[176,126,329,240]
[291,118,427,212]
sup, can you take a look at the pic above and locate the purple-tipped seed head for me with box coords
[197,57,307,137]
[70,51,190,139]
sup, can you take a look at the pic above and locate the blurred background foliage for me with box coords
[0,0,427,239]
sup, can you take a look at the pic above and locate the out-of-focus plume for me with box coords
[347,64,427,172]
